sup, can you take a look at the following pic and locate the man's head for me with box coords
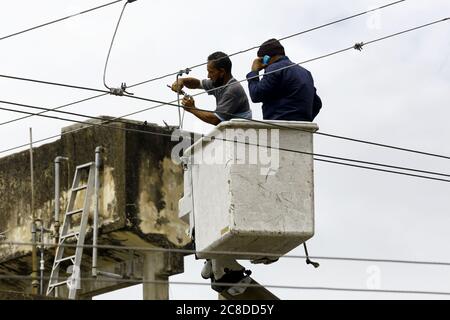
[257,39,285,59]
[207,51,232,87]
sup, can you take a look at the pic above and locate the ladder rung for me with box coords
[56,255,76,263]
[72,185,87,192]
[76,162,94,170]
[48,280,69,288]
[60,232,79,241]
[66,209,83,216]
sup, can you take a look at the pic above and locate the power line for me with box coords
[313,131,450,161]
[0,0,407,126]
[0,103,169,136]
[239,21,450,82]
[0,74,108,94]
[364,18,450,46]
[103,0,136,90]
[0,0,124,42]
[313,158,450,182]
[0,93,108,127]
[0,100,135,127]
[1,18,449,162]
[0,73,179,107]
[0,274,449,296]
[0,100,449,183]
[0,98,449,183]
[2,98,450,179]
[3,241,450,267]
[129,0,407,88]
[0,96,440,181]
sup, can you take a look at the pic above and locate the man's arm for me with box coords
[246,58,279,103]
[171,77,201,93]
[182,96,220,125]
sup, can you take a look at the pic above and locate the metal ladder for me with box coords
[46,162,95,299]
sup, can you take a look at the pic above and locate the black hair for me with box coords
[257,38,285,57]
[207,51,232,74]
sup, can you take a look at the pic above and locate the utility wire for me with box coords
[0,0,124,42]
[129,0,407,88]
[103,0,136,90]
[0,74,107,94]
[0,93,108,127]
[239,21,450,83]
[313,158,450,182]
[1,18,449,163]
[0,100,135,127]
[0,88,440,178]
[0,0,407,126]
[1,100,450,183]
[0,274,450,296]
[3,241,450,268]
[2,98,450,181]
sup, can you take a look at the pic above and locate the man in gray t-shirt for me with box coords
[171,51,252,125]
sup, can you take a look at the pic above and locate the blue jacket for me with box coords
[247,56,321,121]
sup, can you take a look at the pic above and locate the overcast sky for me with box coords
[1,0,449,300]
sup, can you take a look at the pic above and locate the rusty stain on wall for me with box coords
[0,118,193,295]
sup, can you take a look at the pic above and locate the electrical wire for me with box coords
[0,99,449,183]
[4,98,450,179]
[1,18,449,162]
[103,0,135,90]
[0,0,407,126]
[0,93,108,127]
[129,0,407,88]
[0,274,450,297]
[0,100,135,126]
[0,0,124,42]
[313,158,450,182]
[240,21,450,83]
[3,241,450,267]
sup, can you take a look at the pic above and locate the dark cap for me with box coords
[257,39,285,57]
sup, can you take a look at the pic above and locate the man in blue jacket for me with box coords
[247,39,321,121]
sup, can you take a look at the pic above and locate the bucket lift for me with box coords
[179,119,318,297]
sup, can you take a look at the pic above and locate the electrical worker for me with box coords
[245,39,321,266]
[247,39,322,121]
[171,51,252,125]
[171,52,253,295]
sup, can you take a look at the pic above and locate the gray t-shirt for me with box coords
[202,77,250,121]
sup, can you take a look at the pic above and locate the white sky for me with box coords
[1,0,450,300]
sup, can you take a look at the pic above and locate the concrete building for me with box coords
[0,117,191,299]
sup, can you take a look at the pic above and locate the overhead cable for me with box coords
[0,0,408,125]
[1,18,449,162]
[129,0,407,88]
[0,274,450,296]
[0,101,449,184]
[0,0,124,42]
[103,0,137,93]
[3,241,450,268]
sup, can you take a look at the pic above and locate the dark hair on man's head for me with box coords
[257,38,285,57]
[207,51,232,73]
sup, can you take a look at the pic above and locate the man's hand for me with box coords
[181,96,196,112]
[171,79,184,93]
[251,58,265,72]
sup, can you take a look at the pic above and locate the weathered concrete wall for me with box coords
[0,118,191,297]
[124,123,189,248]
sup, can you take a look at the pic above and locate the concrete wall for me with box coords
[0,118,191,297]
